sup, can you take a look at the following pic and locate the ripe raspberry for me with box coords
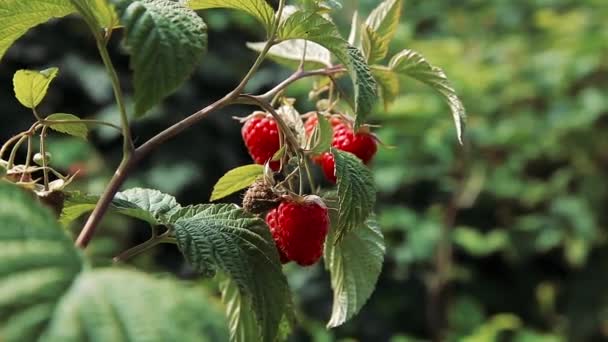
[265,208,290,264]
[242,112,280,171]
[306,116,378,183]
[274,196,329,266]
[243,179,280,215]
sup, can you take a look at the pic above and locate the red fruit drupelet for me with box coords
[305,115,378,183]
[267,196,329,266]
[265,208,290,264]
[242,113,280,171]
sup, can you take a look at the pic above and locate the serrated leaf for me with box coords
[278,11,377,125]
[211,164,264,202]
[113,188,181,224]
[187,0,274,33]
[389,49,466,144]
[219,275,261,342]
[13,68,59,109]
[113,0,207,117]
[324,214,385,328]
[0,0,75,61]
[170,204,289,342]
[70,0,119,30]
[60,188,181,226]
[46,113,88,140]
[0,182,83,341]
[43,269,229,341]
[247,40,332,70]
[332,149,376,238]
[363,0,401,63]
[309,113,333,155]
[370,65,399,109]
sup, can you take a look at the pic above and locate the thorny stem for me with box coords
[39,126,50,190]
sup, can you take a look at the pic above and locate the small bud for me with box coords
[33,152,52,166]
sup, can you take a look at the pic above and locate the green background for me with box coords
[1,0,607,340]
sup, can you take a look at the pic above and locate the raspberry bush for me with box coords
[0,0,464,341]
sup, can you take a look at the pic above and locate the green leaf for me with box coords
[324,216,385,328]
[332,148,376,238]
[170,204,289,342]
[46,113,88,140]
[69,0,119,30]
[112,0,208,117]
[309,113,333,155]
[59,188,181,226]
[44,269,229,341]
[219,275,261,342]
[13,68,59,109]
[278,11,377,125]
[362,0,402,63]
[247,40,332,70]
[0,182,83,341]
[389,49,466,144]
[211,164,264,202]
[113,188,181,224]
[0,0,75,61]
[186,0,274,33]
[370,65,399,109]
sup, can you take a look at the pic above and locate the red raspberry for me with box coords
[274,196,329,266]
[265,208,290,264]
[242,113,280,171]
[306,116,378,183]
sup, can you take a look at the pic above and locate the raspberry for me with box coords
[243,179,280,215]
[242,112,280,171]
[305,116,378,183]
[265,208,290,264]
[274,196,329,266]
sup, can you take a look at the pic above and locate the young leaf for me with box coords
[278,11,377,126]
[186,0,274,33]
[211,164,264,202]
[112,0,208,117]
[277,101,307,148]
[69,0,119,30]
[362,0,402,63]
[170,204,289,342]
[0,182,83,341]
[347,11,359,45]
[370,65,399,109]
[13,68,59,109]
[219,275,261,342]
[45,113,88,140]
[44,269,230,341]
[309,113,333,155]
[325,216,385,328]
[332,148,376,238]
[389,49,466,143]
[0,0,75,61]
[247,40,332,70]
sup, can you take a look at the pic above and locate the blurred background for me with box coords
[1,0,608,341]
